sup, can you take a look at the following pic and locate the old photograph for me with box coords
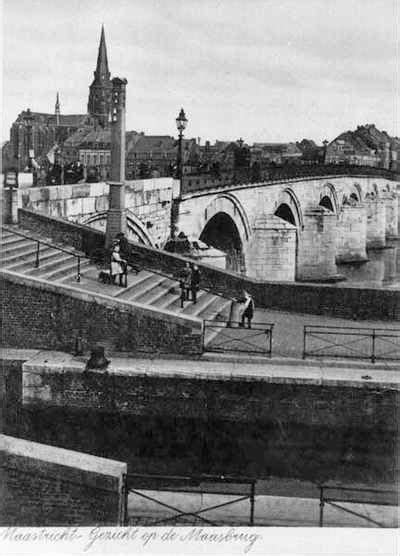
[1,0,398,552]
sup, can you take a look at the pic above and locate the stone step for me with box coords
[166,289,208,314]
[29,252,77,277]
[194,296,231,322]
[113,270,155,299]
[154,284,184,311]
[33,256,89,281]
[0,235,33,248]
[1,230,15,240]
[1,239,38,258]
[47,259,92,281]
[5,246,65,272]
[123,274,168,303]
[138,277,176,306]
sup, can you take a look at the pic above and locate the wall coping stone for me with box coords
[21,350,400,390]
[0,268,202,333]
[1,434,127,492]
[182,175,400,201]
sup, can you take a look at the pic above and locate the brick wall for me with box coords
[0,271,203,355]
[18,208,400,320]
[1,434,127,526]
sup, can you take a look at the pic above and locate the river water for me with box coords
[336,240,400,289]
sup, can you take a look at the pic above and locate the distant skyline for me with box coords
[2,0,399,145]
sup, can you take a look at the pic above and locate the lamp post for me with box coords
[170,108,188,241]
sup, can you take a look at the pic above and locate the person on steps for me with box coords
[190,264,201,304]
[111,242,127,287]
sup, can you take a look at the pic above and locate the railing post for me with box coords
[371,329,376,363]
[268,325,273,358]
[303,326,307,359]
[249,480,256,526]
[319,486,324,527]
[35,241,40,268]
[76,256,81,282]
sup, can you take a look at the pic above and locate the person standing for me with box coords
[239,290,254,328]
[190,264,201,304]
[180,262,192,301]
[110,242,127,287]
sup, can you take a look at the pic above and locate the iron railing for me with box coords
[204,320,274,356]
[125,472,256,526]
[318,484,398,527]
[125,473,397,527]
[2,225,86,282]
[303,325,400,363]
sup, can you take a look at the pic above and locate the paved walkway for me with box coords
[208,305,400,363]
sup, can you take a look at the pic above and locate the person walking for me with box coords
[190,264,201,304]
[239,290,254,328]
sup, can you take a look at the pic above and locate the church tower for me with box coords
[87,25,112,127]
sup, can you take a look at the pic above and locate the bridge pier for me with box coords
[246,215,297,281]
[296,207,340,282]
[382,192,398,239]
[366,198,386,249]
[336,203,368,264]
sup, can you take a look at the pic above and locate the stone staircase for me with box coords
[1,226,232,344]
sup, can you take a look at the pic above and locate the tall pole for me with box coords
[105,77,128,249]
[170,108,188,243]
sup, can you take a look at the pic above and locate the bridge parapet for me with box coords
[182,164,399,196]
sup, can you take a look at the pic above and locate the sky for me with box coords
[2,0,399,144]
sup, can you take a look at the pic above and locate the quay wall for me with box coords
[21,356,398,432]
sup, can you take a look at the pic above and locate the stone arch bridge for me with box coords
[15,172,399,283]
[176,175,399,281]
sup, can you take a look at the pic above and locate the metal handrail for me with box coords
[126,472,257,526]
[203,319,274,356]
[303,324,400,363]
[129,249,232,301]
[317,483,397,527]
[2,225,89,282]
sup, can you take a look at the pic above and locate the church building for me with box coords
[5,25,113,173]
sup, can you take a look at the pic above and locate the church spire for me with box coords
[95,24,109,80]
[55,92,60,125]
[88,25,112,127]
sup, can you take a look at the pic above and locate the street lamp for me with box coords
[176,108,188,180]
[170,108,188,242]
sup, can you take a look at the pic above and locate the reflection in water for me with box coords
[336,240,400,289]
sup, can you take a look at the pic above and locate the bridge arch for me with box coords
[199,194,250,271]
[80,211,154,246]
[274,188,303,228]
[318,183,339,214]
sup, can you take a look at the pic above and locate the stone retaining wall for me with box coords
[0,270,203,355]
[1,434,127,526]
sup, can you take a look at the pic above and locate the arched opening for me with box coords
[319,196,334,212]
[199,212,244,272]
[275,203,297,226]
